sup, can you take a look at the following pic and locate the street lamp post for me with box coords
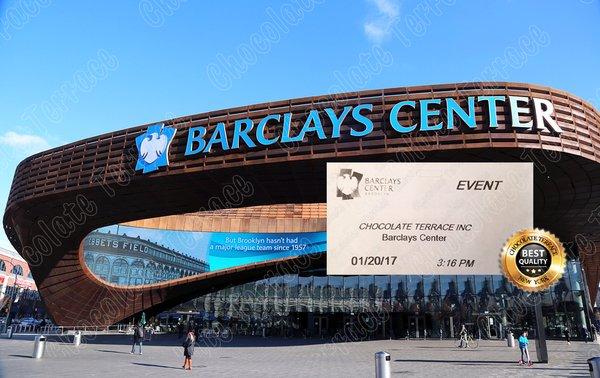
[499,294,507,338]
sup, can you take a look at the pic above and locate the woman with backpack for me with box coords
[182,329,195,370]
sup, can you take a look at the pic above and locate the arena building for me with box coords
[3,82,600,339]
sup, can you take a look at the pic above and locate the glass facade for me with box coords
[170,262,595,341]
[80,225,597,341]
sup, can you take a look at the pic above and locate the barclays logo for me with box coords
[135,123,177,174]
[336,169,363,200]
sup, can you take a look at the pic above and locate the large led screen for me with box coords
[83,224,325,287]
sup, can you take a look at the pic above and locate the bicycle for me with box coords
[455,334,479,349]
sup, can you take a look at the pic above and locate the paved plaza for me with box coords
[0,334,597,377]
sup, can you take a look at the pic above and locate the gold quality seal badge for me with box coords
[500,228,566,292]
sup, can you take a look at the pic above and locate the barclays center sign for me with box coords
[135,94,562,174]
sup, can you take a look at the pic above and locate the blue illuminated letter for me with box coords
[293,110,326,141]
[389,101,417,133]
[232,118,256,149]
[509,96,533,129]
[446,97,476,129]
[350,104,373,137]
[280,113,295,143]
[185,126,207,156]
[203,122,230,152]
[420,99,442,131]
[257,114,281,145]
[478,96,505,128]
[324,106,352,138]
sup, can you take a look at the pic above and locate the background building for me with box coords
[0,247,44,320]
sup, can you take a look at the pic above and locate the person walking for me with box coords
[182,329,195,370]
[564,327,571,345]
[131,323,144,355]
[518,330,532,366]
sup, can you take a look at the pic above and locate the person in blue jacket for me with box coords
[518,330,532,366]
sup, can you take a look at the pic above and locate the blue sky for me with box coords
[1,0,599,250]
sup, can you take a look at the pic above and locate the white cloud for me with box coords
[364,0,400,43]
[0,131,50,153]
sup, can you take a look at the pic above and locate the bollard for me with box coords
[375,351,391,378]
[73,331,82,346]
[32,335,46,359]
[7,326,13,339]
[507,332,515,348]
[589,357,600,378]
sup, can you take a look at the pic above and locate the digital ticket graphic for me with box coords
[326,162,534,275]
[500,228,567,292]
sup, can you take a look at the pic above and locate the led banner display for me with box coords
[83,224,325,287]
[326,162,533,275]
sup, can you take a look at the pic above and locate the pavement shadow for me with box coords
[132,362,183,370]
[132,362,207,370]
[413,345,499,349]
[8,354,32,359]
[395,359,513,364]
[96,349,131,354]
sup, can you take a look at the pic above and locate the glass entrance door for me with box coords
[409,316,425,338]
[315,316,328,338]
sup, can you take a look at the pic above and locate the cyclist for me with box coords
[459,324,468,348]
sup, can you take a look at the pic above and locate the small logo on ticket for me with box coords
[500,228,566,292]
[336,169,363,200]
